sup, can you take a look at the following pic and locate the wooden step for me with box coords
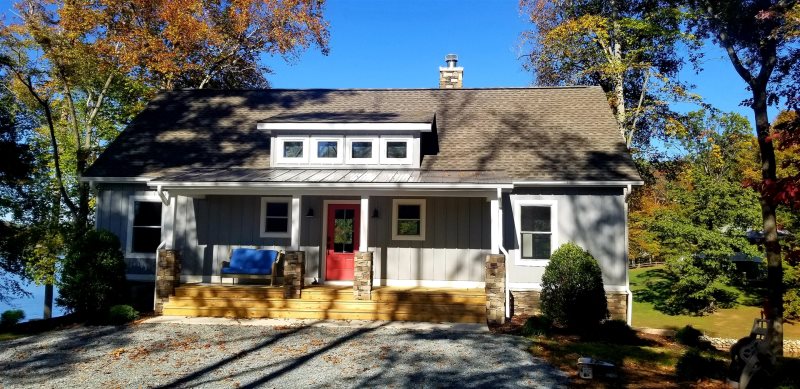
[173,285,486,304]
[161,306,486,323]
[163,297,486,314]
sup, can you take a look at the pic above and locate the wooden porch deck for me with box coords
[161,284,487,323]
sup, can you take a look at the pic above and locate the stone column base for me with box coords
[283,251,305,299]
[155,249,181,314]
[485,254,506,325]
[353,252,373,300]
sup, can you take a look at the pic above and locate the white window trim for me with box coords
[275,136,309,165]
[380,136,413,165]
[345,137,379,165]
[260,197,292,238]
[513,199,558,266]
[310,136,344,164]
[391,198,426,241]
[126,195,163,258]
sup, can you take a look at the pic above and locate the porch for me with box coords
[161,284,487,323]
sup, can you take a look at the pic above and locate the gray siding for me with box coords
[96,185,627,287]
[368,197,490,282]
[504,187,627,287]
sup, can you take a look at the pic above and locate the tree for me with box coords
[680,0,799,356]
[520,0,700,149]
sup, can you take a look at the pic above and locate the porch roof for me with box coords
[149,168,510,186]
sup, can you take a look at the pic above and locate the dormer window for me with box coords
[260,112,432,168]
[310,136,344,164]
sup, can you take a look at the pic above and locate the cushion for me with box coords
[224,248,279,275]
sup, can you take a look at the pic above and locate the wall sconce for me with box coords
[305,208,315,218]
[371,208,379,218]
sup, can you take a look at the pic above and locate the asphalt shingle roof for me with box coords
[85,87,640,182]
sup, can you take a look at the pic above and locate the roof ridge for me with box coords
[160,86,599,93]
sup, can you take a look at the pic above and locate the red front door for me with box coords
[325,204,360,281]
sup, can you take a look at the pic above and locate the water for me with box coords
[0,276,66,322]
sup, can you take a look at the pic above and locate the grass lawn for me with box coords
[630,266,800,340]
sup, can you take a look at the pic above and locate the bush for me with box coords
[1,309,25,328]
[784,261,800,320]
[540,242,608,330]
[107,305,139,325]
[676,348,726,381]
[56,229,127,318]
[594,320,639,344]
[674,325,704,347]
[521,315,552,337]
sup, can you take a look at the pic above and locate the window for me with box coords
[128,199,162,256]
[260,197,292,237]
[275,136,309,164]
[514,199,558,266]
[310,136,344,164]
[345,138,378,164]
[392,199,426,240]
[380,137,413,165]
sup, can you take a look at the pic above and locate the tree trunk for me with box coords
[753,85,783,357]
[43,283,53,319]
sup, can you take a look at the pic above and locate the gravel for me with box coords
[0,320,568,388]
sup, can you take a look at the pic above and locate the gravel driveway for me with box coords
[0,318,567,388]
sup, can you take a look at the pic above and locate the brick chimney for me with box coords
[439,54,463,89]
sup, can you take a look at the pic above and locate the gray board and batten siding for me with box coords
[97,184,627,288]
[96,184,491,283]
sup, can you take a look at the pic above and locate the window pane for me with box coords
[521,233,551,259]
[521,206,551,232]
[283,141,304,158]
[265,217,288,233]
[351,141,372,159]
[133,202,161,227]
[317,141,338,158]
[132,227,161,253]
[266,202,289,217]
[397,204,420,219]
[386,141,407,159]
[397,220,420,236]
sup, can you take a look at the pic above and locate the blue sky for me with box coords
[0,0,778,124]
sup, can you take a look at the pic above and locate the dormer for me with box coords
[258,111,434,168]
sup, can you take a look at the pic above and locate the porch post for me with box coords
[489,194,500,255]
[359,195,369,251]
[291,195,301,250]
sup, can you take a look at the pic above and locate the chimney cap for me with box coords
[445,54,458,68]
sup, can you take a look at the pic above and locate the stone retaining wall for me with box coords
[701,336,800,356]
[510,290,629,321]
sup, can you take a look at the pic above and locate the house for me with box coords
[83,55,642,324]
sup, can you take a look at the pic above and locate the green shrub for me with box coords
[675,325,704,347]
[107,305,139,325]
[521,315,552,337]
[595,320,639,344]
[1,309,25,328]
[56,229,127,318]
[784,261,800,320]
[676,348,725,381]
[540,242,608,331]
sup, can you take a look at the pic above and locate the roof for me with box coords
[263,111,433,123]
[85,87,641,183]
[150,168,509,185]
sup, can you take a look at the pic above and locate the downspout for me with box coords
[497,187,511,320]
[624,184,633,325]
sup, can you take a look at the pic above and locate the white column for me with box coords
[360,195,369,252]
[490,193,500,255]
[291,195,301,250]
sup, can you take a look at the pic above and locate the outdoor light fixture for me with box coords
[371,208,379,218]
[305,208,315,218]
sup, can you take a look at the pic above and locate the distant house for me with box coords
[83,55,642,323]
